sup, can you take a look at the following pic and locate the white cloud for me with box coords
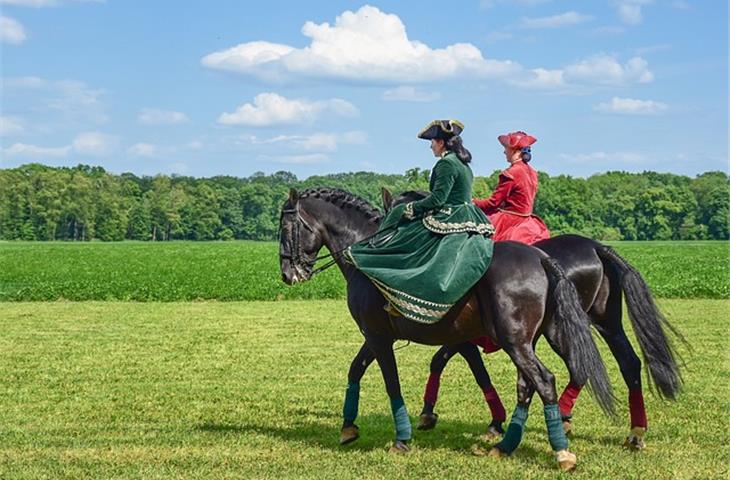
[566,55,653,85]
[202,5,519,84]
[138,108,188,125]
[0,130,116,158]
[2,142,70,157]
[72,131,116,155]
[1,16,27,44]
[516,68,566,89]
[521,11,593,29]
[595,97,668,114]
[515,55,652,90]
[218,92,358,127]
[187,140,204,150]
[0,116,24,136]
[245,130,367,152]
[613,0,653,26]
[382,86,441,102]
[127,142,158,157]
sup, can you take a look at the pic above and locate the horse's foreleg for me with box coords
[491,369,533,457]
[497,344,576,471]
[340,342,375,445]
[366,333,412,452]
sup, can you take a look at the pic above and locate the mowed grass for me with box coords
[0,300,728,479]
[1,240,728,301]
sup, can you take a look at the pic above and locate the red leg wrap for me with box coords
[424,372,440,406]
[483,385,506,422]
[629,388,648,428]
[558,381,583,417]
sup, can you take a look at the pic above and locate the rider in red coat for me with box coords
[473,131,550,244]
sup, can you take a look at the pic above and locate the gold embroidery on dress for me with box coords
[422,215,495,235]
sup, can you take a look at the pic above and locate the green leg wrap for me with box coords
[544,404,569,451]
[343,382,360,425]
[495,404,529,454]
[390,396,412,441]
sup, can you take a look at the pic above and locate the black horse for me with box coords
[386,189,683,450]
[279,187,614,471]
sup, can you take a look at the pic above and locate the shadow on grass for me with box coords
[195,410,618,464]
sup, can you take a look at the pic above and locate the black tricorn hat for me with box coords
[417,119,465,140]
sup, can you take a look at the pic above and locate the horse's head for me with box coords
[381,188,428,213]
[279,188,325,285]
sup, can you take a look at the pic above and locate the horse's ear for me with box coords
[289,188,299,206]
[381,187,393,212]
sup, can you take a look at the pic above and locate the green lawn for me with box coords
[1,240,728,301]
[1,299,727,479]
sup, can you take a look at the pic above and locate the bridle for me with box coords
[279,204,339,278]
[279,202,398,280]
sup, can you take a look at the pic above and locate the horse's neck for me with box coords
[311,201,379,280]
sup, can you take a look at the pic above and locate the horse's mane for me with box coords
[299,188,382,223]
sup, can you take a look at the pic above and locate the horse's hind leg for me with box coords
[340,342,375,445]
[419,342,506,435]
[494,344,576,471]
[457,342,506,437]
[418,344,459,430]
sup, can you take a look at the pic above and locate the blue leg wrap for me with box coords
[495,404,529,454]
[343,382,360,425]
[390,396,412,441]
[544,404,569,451]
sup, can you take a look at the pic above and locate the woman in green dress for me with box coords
[344,120,494,324]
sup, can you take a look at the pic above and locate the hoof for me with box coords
[623,426,646,451]
[339,425,359,445]
[388,440,410,454]
[480,424,503,442]
[556,449,577,472]
[563,420,573,437]
[488,447,506,458]
[417,412,438,430]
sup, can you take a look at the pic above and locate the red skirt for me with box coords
[488,209,550,244]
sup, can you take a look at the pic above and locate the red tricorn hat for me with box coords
[498,131,537,150]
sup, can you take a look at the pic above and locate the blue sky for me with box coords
[1,0,727,179]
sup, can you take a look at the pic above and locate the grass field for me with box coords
[1,299,728,479]
[1,240,728,301]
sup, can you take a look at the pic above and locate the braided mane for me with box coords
[299,188,382,223]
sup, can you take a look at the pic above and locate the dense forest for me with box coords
[0,163,728,241]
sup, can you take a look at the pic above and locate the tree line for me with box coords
[0,163,727,241]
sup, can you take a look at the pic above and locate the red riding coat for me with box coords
[473,160,550,244]
[471,160,550,353]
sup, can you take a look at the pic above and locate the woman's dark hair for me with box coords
[446,135,472,164]
[521,147,532,163]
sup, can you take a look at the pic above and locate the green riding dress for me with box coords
[344,152,495,324]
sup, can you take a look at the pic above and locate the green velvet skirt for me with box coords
[344,203,494,324]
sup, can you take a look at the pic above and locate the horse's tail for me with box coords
[541,256,615,417]
[596,245,684,399]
